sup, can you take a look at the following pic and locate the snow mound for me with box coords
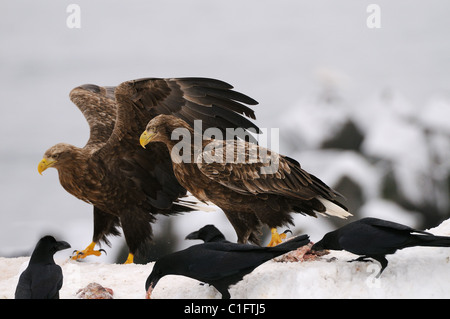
[1,218,450,299]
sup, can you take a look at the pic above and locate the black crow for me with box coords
[146,233,310,299]
[185,225,229,243]
[15,236,71,299]
[312,217,450,277]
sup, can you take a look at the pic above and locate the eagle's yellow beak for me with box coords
[38,158,55,175]
[140,130,156,149]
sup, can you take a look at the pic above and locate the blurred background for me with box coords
[0,1,449,263]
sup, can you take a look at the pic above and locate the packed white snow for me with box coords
[2,218,450,299]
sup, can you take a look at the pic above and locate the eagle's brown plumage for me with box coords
[142,115,351,245]
[38,78,259,263]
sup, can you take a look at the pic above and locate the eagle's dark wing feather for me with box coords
[108,77,259,152]
[70,78,259,158]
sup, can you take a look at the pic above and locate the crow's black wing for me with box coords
[362,217,432,235]
[184,237,309,281]
[184,245,276,282]
[14,269,32,299]
[339,220,414,255]
[30,264,63,299]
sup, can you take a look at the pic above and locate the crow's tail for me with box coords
[412,234,450,248]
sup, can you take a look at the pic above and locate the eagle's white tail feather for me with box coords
[317,196,352,219]
[176,194,218,212]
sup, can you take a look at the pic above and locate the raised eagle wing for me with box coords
[93,78,260,211]
[69,84,117,152]
[109,77,259,149]
[196,140,341,201]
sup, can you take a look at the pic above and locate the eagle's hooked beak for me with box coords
[38,158,55,175]
[140,130,156,149]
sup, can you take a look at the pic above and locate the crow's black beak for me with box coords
[185,230,199,240]
[55,241,71,252]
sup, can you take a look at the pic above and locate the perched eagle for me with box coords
[38,78,259,263]
[140,115,351,246]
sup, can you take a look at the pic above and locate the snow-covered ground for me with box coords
[2,218,450,299]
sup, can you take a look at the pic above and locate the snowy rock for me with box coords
[282,96,350,151]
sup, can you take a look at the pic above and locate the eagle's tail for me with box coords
[316,196,352,219]
[174,194,218,213]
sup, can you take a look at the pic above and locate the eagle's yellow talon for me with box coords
[267,228,291,247]
[124,253,134,264]
[71,241,106,261]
